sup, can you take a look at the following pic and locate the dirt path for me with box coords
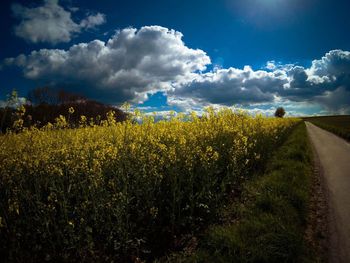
[306,122,350,263]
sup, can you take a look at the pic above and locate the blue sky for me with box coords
[1,0,350,115]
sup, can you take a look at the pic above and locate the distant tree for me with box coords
[275,107,286,118]
[28,87,85,105]
[27,86,58,105]
[0,87,128,132]
[58,89,85,104]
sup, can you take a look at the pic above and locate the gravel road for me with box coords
[306,122,350,263]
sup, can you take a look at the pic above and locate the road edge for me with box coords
[305,121,331,262]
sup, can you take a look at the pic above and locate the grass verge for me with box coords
[305,120,350,141]
[162,122,315,263]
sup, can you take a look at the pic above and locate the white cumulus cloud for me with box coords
[4,20,350,114]
[12,0,106,44]
[5,26,210,104]
[79,12,106,29]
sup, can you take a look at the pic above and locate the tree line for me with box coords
[0,87,127,133]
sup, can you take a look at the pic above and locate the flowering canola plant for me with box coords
[0,108,299,261]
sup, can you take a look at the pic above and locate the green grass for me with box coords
[304,115,350,141]
[162,123,315,263]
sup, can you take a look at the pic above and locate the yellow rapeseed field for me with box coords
[0,108,299,261]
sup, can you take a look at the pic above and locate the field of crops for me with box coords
[0,109,299,262]
[304,115,350,141]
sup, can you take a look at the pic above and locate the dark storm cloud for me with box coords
[172,66,287,105]
[278,66,318,100]
[315,86,350,114]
